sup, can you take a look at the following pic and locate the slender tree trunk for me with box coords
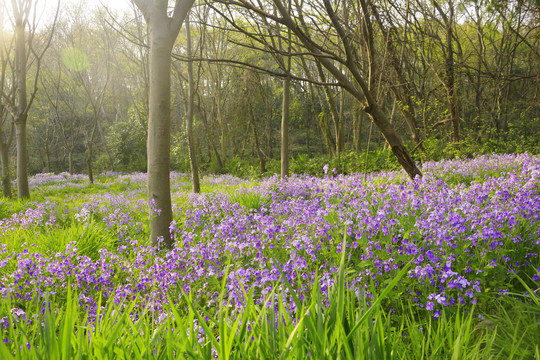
[434,0,460,142]
[309,81,334,156]
[68,150,74,174]
[264,88,272,159]
[98,106,115,171]
[86,146,94,183]
[281,75,290,179]
[216,84,227,165]
[338,86,345,153]
[264,94,273,158]
[305,101,311,156]
[14,14,29,199]
[200,109,223,168]
[353,106,364,153]
[45,143,51,172]
[86,118,98,184]
[299,56,335,156]
[15,119,29,198]
[316,63,342,155]
[185,15,200,193]
[249,110,266,174]
[370,2,423,151]
[0,138,11,198]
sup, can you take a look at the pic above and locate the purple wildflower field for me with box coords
[1,153,539,329]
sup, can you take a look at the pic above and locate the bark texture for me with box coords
[133,0,194,247]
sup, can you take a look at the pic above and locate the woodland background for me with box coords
[0,0,539,189]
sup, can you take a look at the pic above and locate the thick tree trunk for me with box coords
[133,0,193,248]
[281,76,290,179]
[147,28,174,248]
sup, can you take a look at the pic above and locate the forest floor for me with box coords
[0,153,539,358]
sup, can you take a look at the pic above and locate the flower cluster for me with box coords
[0,153,538,331]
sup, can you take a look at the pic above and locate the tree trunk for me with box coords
[0,138,11,198]
[133,0,193,248]
[86,144,94,184]
[45,142,51,173]
[15,119,29,198]
[281,76,290,179]
[185,15,200,193]
[68,150,74,174]
[85,108,99,184]
[147,28,175,248]
[200,108,223,169]
[14,13,30,199]
[263,80,273,158]
[353,105,363,153]
[364,103,422,179]
[316,63,342,155]
[98,106,115,171]
[299,57,335,156]
[434,0,460,142]
[247,102,266,174]
[338,86,345,153]
[305,100,311,156]
[311,84,335,156]
[216,84,227,165]
[370,2,424,151]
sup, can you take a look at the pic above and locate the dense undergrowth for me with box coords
[0,153,539,358]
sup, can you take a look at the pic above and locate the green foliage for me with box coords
[2,220,114,262]
[223,155,263,178]
[288,150,399,176]
[423,126,540,162]
[1,252,537,359]
[170,131,191,172]
[228,189,269,211]
[106,108,147,173]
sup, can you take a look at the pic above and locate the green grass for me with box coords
[1,239,538,359]
[1,165,539,359]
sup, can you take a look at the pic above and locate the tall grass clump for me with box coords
[2,241,538,359]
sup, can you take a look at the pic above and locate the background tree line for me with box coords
[1,0,539,189]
